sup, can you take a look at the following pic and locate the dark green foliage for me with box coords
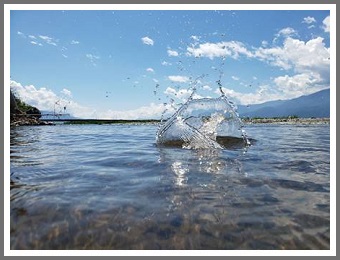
[10,90,41,118]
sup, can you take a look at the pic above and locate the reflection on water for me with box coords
[171,161,189,186]
[9,124,330,250]
[158,147,245,188]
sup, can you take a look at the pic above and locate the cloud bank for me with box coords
[10,80,172,119]
[183,32,330,105]
[322,16,330,32]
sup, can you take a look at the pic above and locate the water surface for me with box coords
[10,123,330,250]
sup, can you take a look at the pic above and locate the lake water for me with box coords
[10,123,330,250]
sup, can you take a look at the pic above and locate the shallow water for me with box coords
[10,123,330,250]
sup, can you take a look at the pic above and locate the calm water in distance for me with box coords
[10,123,330,250]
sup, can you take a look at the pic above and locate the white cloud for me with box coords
[61,88,72,97]
[39,35,52,41]
[39,35,58,46]
[273,73,325,97]
[100,103,175,120]
[261,40,268,47]
[28,35,36,39]
[141,36,154,46]
[322,16,330,32]
[30,41,39,45]
[214,70,328,106]
[214,86,282,105]
[252,36,329,102]
[302,16,316,24]
[17,31,25,37]
[71,40,80,44]
[10,80,72,113]
[86,54,100,66]
[86,54,99,60]
[62,54,68,58]
[231,76,239,81]
[276,27,297,38]
[202,85,212,91]
[167,49,179,57]
[10,81,91,117]
[146,68,154,73]
[165,87,185,98]
[190,35,200,41]
[164,87,201,101]
[162,61,172,66]
[168,75,190,83]
[184,35,329,105]
[255,37,330,75]
[186,41,253,60]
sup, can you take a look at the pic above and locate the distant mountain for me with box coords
[237,88,330,118]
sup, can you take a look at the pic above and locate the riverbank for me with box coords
[243,117,330,125]
[48,117,330,125]
[12,117,330,126]
[10,114,54,127]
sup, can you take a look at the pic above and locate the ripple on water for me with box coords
[9,124,330,250]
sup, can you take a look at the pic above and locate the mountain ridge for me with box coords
[237,88,330,118]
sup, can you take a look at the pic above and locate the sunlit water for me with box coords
[10,123,330,250]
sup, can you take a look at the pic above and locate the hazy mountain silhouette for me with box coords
[237,88,330,118]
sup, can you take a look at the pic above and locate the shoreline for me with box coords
[10,114,54,127]
[242,117,330,125]
[11,117,330,126]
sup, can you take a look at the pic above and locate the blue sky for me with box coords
[9,6,331,119]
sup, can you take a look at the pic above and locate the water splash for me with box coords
[156,36,251,150]
[156,90,250,150]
